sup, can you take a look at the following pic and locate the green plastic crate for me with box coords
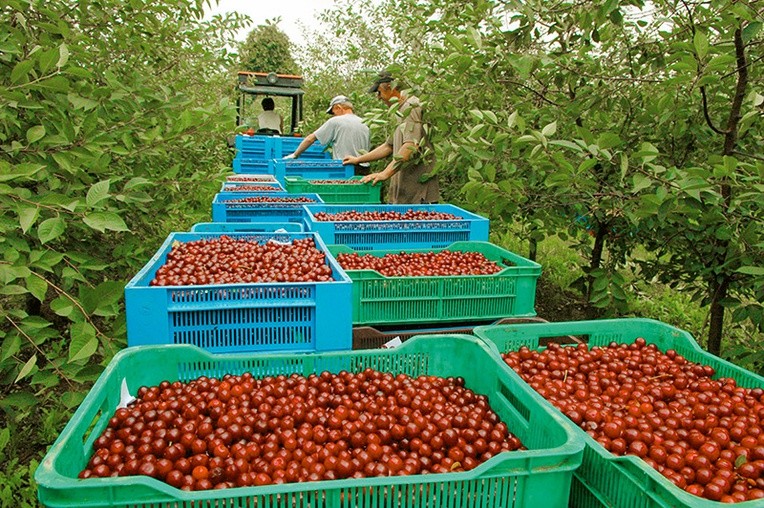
[472,318,764,508]
[328,241,541,326]
[36,335,583,508]
[284,176,382,204]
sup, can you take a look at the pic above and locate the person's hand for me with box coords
[360,172,388,185]
[342,156,359,166]
[283,153,296,159]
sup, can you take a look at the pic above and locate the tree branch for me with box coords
[497,79,561,107]
[700,86,728,135]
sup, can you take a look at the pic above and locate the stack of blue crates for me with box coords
[232,134,332,173]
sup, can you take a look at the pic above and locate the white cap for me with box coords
[326,95,349,114]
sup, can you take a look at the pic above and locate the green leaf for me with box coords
[0,392,38,411]
[10,59,35,84]
[632,174,653,193]
[81,281,124,314]
[17,206,39,234]
[0,285,28,295]
[541,121,557,137]
[15,354,37,384]
[0,163,45,182]
[68,322,98,363]
[50,296,74,317]
[57,43,70,67]
[83,212,129,233]
[620,154,629,180]
[25,274,47,302]
[596,132,621,150]
[742,21,762,44]
[549,140,583,152]
[737,266,764,276]
[694,31,708,60]
[0,428,9,454]
[86,180,110,206]
[37,217,65,244]
[26,125,46,144]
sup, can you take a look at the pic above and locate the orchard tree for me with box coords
[311,0,763,356]
[0,0,245,499]
[238,18,300,75]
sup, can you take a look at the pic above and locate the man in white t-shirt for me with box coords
[257,97,283,134]
[284,95,370,173]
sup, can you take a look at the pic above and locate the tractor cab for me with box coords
[236,71,303,136]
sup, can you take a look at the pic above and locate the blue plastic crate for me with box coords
[211,192,323,224]
[219,181,285,192]
[234,134,272,159]
[269,159,355,185]
[270,136,332,159]
[232,157,270,174]
[190,222,304,233]
[304,204,490,250]
[125,232,352,353]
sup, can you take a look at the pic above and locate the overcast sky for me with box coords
[204,0,337,45]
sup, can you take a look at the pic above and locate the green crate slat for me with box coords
[36,335,584,508]
[472,318,764,508]
[284,176,382,204]
[329,241,541,326]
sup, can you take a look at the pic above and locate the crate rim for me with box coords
[36,334,585,503]
[473,317,764,508]
[213,191,324,204]
[124,231,351,289]
[328,241,542,278]
[303,203,488,222]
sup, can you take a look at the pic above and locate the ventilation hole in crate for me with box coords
[500,382,531,423]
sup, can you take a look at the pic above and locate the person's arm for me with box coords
[279,114,284,135]
[286,133,317,158]
[362,141,417,184]
[343,142,393,166]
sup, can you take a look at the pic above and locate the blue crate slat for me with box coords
[232,156,271,174]
[234,134,272,159]
[190,222,304,233]
[270,137,332,159]
[211,192,323,224]
[304,204,490,250]
[125,232,351,354]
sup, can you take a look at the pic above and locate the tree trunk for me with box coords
[528,237,537,262]
[707,274,730,356]
[703,26,747,354]
[586,226,606,301]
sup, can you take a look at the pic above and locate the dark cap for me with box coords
[368,70,393,93]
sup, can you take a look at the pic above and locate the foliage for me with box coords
[306,0,763,355]
[238,18,300,75]
[0,0,246,498]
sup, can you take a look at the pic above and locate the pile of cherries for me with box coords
[503,339,764,503]
[313,210,460,222]
[149,236,334,286]
[79,369,523,491]
[223,196,316,204]
[336,251,503,277]
[308,180,364,185]
[227,176,276,183]
[223,185,281,192]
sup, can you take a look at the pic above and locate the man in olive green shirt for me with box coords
[343,71,439,204]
